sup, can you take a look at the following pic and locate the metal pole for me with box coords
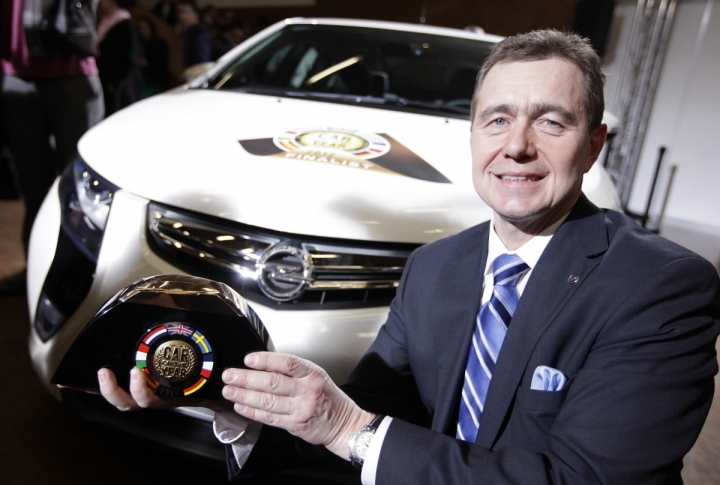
[623,0,677,211]
[606,0,677,213]
[656,164,677,231]
[641,146,666,228]
[607,0,650,195]
[618,0,657,204]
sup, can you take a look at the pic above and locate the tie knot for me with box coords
[492,253,529,287]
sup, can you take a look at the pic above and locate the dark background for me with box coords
[225,0,579,37]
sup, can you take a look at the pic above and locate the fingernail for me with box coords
[245,353,257,366]
[97,370,107,384]
[235,403,247,414]
[222,369,233,383]
[222,386,236,399]
[131,369,140,381]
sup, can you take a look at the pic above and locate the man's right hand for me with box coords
[96,367,234,413]
[98,367,171,411]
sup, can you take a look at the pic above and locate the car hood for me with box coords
[78,89,612,244]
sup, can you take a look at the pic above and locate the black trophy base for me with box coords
[52,300,267,401]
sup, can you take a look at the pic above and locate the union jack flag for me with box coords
[167,323,194,337]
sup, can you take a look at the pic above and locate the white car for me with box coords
[27,18,620,459]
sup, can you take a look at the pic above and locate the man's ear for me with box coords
[585,123,608,173]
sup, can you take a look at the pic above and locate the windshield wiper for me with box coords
[385,97,470,115]
[284,91,470,115]
[284,91,389,104]
[214,85,470,116]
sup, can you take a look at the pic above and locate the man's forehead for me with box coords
[476,58,585,110]
[485,58,582,86]
[486,56,580,74]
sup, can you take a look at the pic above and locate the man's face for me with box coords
[176,4,198,28]
[470,58,606,233]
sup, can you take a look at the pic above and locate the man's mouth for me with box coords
[498,175,544,182]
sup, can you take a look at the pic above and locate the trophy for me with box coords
[52,275,272,400]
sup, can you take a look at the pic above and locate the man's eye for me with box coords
[492,118,507,126]
[544,119,561,127]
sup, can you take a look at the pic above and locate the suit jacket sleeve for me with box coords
[346,231,720,484]
[342,250,434,426]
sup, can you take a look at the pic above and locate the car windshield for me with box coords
[204,24,495,119]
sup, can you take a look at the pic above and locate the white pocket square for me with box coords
[531,365,567,391]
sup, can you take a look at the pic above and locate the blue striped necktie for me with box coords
[456,253,530,443]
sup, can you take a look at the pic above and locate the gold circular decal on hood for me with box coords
[295,131,369,152]
[274,128,390,159]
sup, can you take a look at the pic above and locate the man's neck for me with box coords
[492,193,582,251]
[493,210,571,251]
[492,221,533,251]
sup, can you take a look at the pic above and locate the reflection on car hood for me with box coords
[78,89,490,243]
[77,89,613,244]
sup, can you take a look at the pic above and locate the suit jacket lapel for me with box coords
[476,195,609,448]
[431,222,489,435]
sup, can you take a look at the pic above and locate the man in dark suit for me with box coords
[100,30,720,483]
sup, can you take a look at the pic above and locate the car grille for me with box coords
[147,203,420,310]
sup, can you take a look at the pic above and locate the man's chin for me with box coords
[491,205,562,234]
[493,206,548,225]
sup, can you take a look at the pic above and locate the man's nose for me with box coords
[502,124,536,161]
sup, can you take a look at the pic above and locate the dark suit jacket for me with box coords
[239,194,720,484]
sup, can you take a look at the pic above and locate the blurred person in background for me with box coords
[212,18,245,60]
[0,121,20,200]
[0,0,104,294]
[200,6,218,31]
[97,0,140,116]
[175,0,212,68]
[136,17,170,98]
[152,0,177,30]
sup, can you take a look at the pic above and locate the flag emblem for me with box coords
[167,323,194,337]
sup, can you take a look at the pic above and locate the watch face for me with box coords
[355,430,375,460]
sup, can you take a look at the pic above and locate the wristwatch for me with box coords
[348,414,386,470]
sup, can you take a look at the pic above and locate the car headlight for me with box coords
[34,157,118,342]
[147,203,419,309]
[59,156,118,261]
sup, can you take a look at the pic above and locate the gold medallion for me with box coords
[295,131,369,152]
[137,322,215,398]
[152,340,198,382]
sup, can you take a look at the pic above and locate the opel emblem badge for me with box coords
[258,245,313,301]
[136,322,214,398]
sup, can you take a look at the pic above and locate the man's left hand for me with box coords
[222,352,375,459]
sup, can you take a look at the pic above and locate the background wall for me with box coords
[603,0,720,234]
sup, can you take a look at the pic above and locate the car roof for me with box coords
[282,17,505,44]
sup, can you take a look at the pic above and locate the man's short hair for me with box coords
[472,30,605,131]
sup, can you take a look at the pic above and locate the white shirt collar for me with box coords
[485,213,569,277]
